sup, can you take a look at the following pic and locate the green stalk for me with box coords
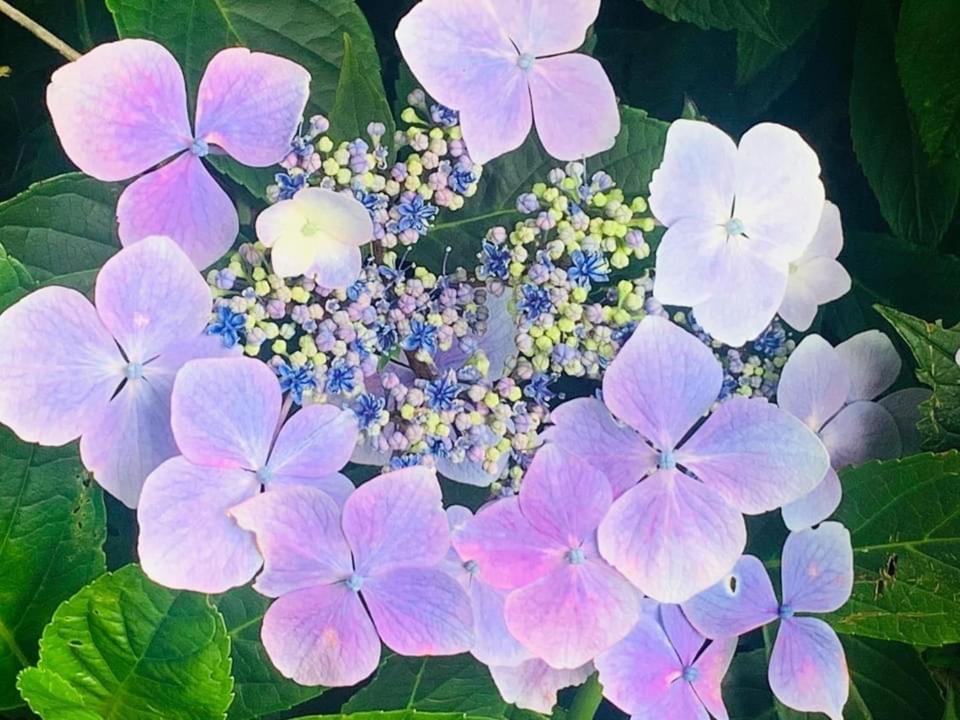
[566,673,603,720]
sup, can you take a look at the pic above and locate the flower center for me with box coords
[346,573,365,592]
[725,217,746,237]
[463,559,479,575]
[567,547,585,565]
[124,362,144,381]
[190,138,210,157]
[256,466,273,484]
[517,52,536,72]
[658,450,676,470]
[778,603,794,620]
[682,665,699,683]
[301,219,322,237]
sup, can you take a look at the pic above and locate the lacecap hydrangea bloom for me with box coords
[47,39,310,267]
[397,0,619,162]
[0,236,232,506]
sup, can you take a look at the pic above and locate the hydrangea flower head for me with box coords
[255,187,373,285]
[682,522,854,719]
[137,357,358,593]
[47,39,310,267]
[396,0,619,163]
[453,444,642,668]
[596,604,737,720]
[778,331,922,529]
[546,316,829,602]
[649,120,826,346]
[230,471,474,687]
[778,202,851,331]
[0,236,231,507]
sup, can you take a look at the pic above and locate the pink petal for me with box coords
[270,471,355,506]
[733,123,825,263]
[362,566,474,655]
[802,202,844,260]
[769,618,848,720]
[779,256,851,332]
[820,401,901,468]
[691,244,789,347]
[452,496,564,590]
[519,444,612,545]
[781,521,853,614]
[781,467,842,532]
[776,334,850,432]
[660,604,705,667]
[79,375,177,508]
[261,583,381,687]
[457,64,533,165]
[267,404,358,481]
[489,0,600,56]
[468,579,531,667]
[595,612,705,718]
[342,467,448,575]
[46,39,190,181]
[171,357,281,470]
[879,387,932,454]
[137,457,261,593]
[229,486,354,598]
[603,316,722,452]
[649,119,737,228]
[678,398,829,514]
[681,555,779,639]
[505,559,641,668]
[598,469,747,603]
[653,219,730,308]
[95,236,212,362]
[0,287,121,446]
[395,0,515,111]
[488,659,592,714]
[528,54,619,161]
[195,48,310,167]
[544,397,658,497]
[835,330,901,401]
[117,153,239,269]
[692,636,737,720]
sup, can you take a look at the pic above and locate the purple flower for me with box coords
[402,318,439,355]
[276,360,317,404]
[207,304,246,348]
[454,445,641,668]
[682,522,853,719]
[517,283,552,321]
[596,604,736,719]
[230,469,474,686]
[47,39,310,267]
[275,170,307,200]
[0,237,232,507]
[137,357,358,593]
[567,249,609,288]
[544,316,829,602]
[481,241,511,280]
[394,194,439,234]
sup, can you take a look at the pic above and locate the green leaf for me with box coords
[825,452,960,646]
[291,713,501,720]
[734,0,826,84]
[849,1,960,248]
[876,307,960,451]
[420,105,666,270]
[343,654,511,719]
[215,586,323,719]
[722,650,777,720]
[0,173,122,293]
[329,33,395,148]
[823,233,960,341]
[896,0,960,162]
[17,565,234,720]
[640,0,783,46]
[0,243,35,312]
[0,429,105,710]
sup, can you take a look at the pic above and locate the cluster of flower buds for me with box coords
[268,92,481,251]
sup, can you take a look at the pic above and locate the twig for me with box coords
[0,0,81,61]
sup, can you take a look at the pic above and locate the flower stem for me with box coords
[566,673,603,720]
[0,0,81,61]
